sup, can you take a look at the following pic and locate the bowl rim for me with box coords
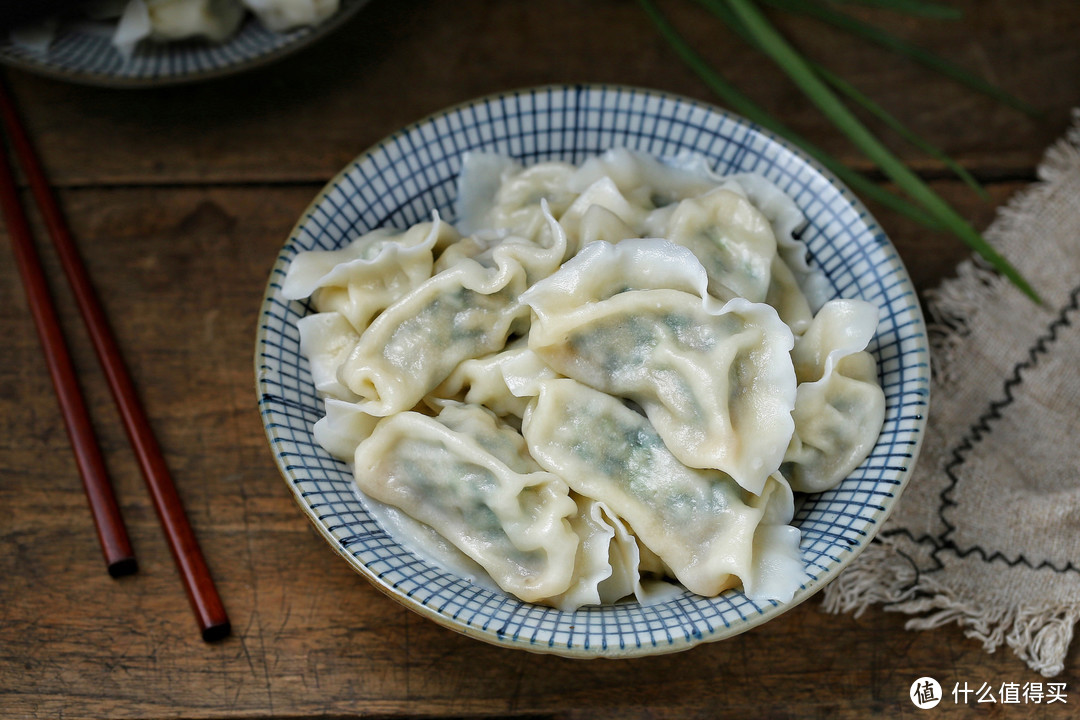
[254,82,930,658]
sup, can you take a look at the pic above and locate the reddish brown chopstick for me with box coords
[0,133,136,578]
[0,78,230,642]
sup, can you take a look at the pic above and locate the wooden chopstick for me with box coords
[0,130,137,579]
[0,78,230,642]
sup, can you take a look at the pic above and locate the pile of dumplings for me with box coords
[281,148,887,610]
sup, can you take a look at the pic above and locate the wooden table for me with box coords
[2,1,1078,717]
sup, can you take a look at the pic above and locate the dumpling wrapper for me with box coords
[523,241,796,495]
[429,340,555,421]
[296,311,360,402]
[784,299,887,492]
[457,155,578,242]
[523,378,804,600]
[335,253,530,416]
[281,214,457,335]
[242,0,339,31]
[353,405,579,603]
[115,0,245,53]
[660,187,779,304]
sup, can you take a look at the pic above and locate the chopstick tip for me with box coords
[107,556,138,578]
[201,620,232,643]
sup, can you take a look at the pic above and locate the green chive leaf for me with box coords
[638,0,942,228]
[725,0,1039,301]
[812,64,989,199]
[820,0,963,21]
[765,0,1041,117]
[693,0,987,198]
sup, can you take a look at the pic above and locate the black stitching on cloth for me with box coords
[882,281,1080,575]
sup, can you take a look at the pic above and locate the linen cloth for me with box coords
[822,112,1080,677]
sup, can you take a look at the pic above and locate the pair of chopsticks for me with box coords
[0,78,230,642]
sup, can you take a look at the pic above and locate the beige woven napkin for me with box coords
[822,111,1080,678]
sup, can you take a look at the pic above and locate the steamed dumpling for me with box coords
[149,0,244,39]
[353,404,580,603]
[522,240,797,495]
[522,378,805,600]
[111,0,338,54]
[241,0,339,31]
[116,0,245,48]
[784,299,886,492]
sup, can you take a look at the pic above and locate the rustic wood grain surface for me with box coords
[1,1,1078,718]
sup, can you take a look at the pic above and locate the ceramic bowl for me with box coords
[0,0,369,87]
[255,85,929,657]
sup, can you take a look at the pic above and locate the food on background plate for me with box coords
[280,148,887,610]
[6,0,340,55]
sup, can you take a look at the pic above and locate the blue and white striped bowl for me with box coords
[0,0,368,87]
[256,85,929,657]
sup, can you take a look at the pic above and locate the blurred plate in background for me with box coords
[0,0,370,87]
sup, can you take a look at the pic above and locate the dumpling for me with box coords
[722,173,832,313]
[577,205,640,247]
[556,176,648,255]
[335,253,531,416]
[413,403,662,610]
[312,397,379,461]
[545,495,621,610]
[516,237,723,313]
[296,311,360,402]
[430,340,555,420]
[524,243,796,495]
[790,298,879,383]
[478,201,570,284]
[547,494,677,610]
[432,402,535,472]
[353,405,579,603]
[522,378,803,599]
[783,299,887,492]
[147,0,244,38]
[568,147,718,208]
[458,155,578,242]
[455,152,521,236]
[281,215,456,335]
[660,187,779,304]
[115,0,245,52]
[241,0,338,31]
[765,254,815,336]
